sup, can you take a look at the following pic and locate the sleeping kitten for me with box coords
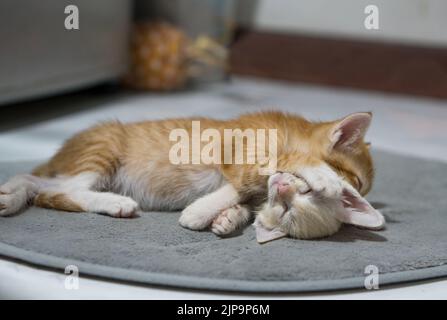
[0,111,384,241]
[210,112,385,241]
[253,168,384,243]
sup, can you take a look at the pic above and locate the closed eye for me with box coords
[291,172,302,179]
[291,173,312,194]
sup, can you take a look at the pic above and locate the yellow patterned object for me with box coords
[125,21,228,91]
[125,22,188,91]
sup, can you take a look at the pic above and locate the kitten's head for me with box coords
[254,112,385,243]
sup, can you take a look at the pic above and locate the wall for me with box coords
[237,0,447,48]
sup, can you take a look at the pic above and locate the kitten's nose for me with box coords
[277,182,291,195]
[270,173,294,196]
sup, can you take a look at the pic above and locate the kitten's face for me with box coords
[254,112,385,243]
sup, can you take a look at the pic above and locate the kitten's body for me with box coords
[31,112,325,211]
[0,111,383,240]
[33,118,226,211]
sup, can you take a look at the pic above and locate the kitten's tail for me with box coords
[0,174,46,216]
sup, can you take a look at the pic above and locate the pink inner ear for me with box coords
[253,219,286,244]
[336,188,385,230]
[333,113,371,150]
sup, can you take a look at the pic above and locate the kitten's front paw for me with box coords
[211,205,241,236]
[179,198,222,230]
[300,165,343,199]
[179,206,212,230]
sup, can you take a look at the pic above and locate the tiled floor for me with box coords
[0,76,446,299]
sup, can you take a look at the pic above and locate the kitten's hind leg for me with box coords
[0,174,43,216]
[211,204,251,236]
[34,172,138,218]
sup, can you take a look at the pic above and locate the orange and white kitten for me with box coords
[0,111,384,241]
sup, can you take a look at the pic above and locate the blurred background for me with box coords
[0,0,446,153]
[0,0,446,162]
[1,0,446,165]
[2,0,447,102]
[1,0,447,299]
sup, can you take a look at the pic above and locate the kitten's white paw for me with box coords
[178,208,210,230]
[300,165,343,199]
[99,196,138,218]
[0,188,28,216]
[211,205,242,236]
[179,184,240,231]
[179,201,219,230]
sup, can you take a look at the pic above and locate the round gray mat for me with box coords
[0,150,446,293]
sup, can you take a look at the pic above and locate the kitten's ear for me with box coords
[336,186,385,230]
[330,112,372,151]
[253,217,286,244]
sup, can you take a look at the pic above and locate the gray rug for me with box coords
[0,150,446,293]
